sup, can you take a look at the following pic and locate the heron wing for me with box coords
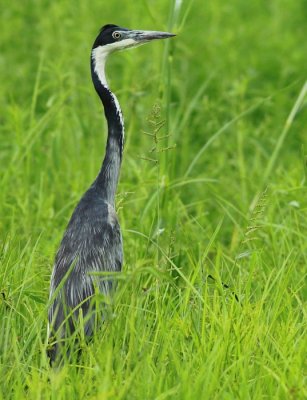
[48,192,122,344]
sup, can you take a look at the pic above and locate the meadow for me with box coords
[0,0,306,398]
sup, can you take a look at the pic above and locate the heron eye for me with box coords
[112,31,122,40]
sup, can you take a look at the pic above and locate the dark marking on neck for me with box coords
[90,54,125,203]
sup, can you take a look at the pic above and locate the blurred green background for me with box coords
[0,0,306,399]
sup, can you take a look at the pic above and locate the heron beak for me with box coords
[127,30,176,43]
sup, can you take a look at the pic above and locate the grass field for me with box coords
[0,0,306,398]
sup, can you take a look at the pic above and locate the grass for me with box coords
[0,0,306,398]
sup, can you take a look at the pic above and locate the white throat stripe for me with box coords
[91,44,126,151]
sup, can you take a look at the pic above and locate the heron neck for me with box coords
[90,53,124,204]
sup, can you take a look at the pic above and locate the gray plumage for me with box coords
[48,185,122,361]
[47,24,175,363]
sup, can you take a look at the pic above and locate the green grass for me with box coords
[0,0,306,398]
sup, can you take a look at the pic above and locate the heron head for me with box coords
[92,24,175,54]
[91,25,175,88]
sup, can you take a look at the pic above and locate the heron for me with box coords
[47,24,175,363]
